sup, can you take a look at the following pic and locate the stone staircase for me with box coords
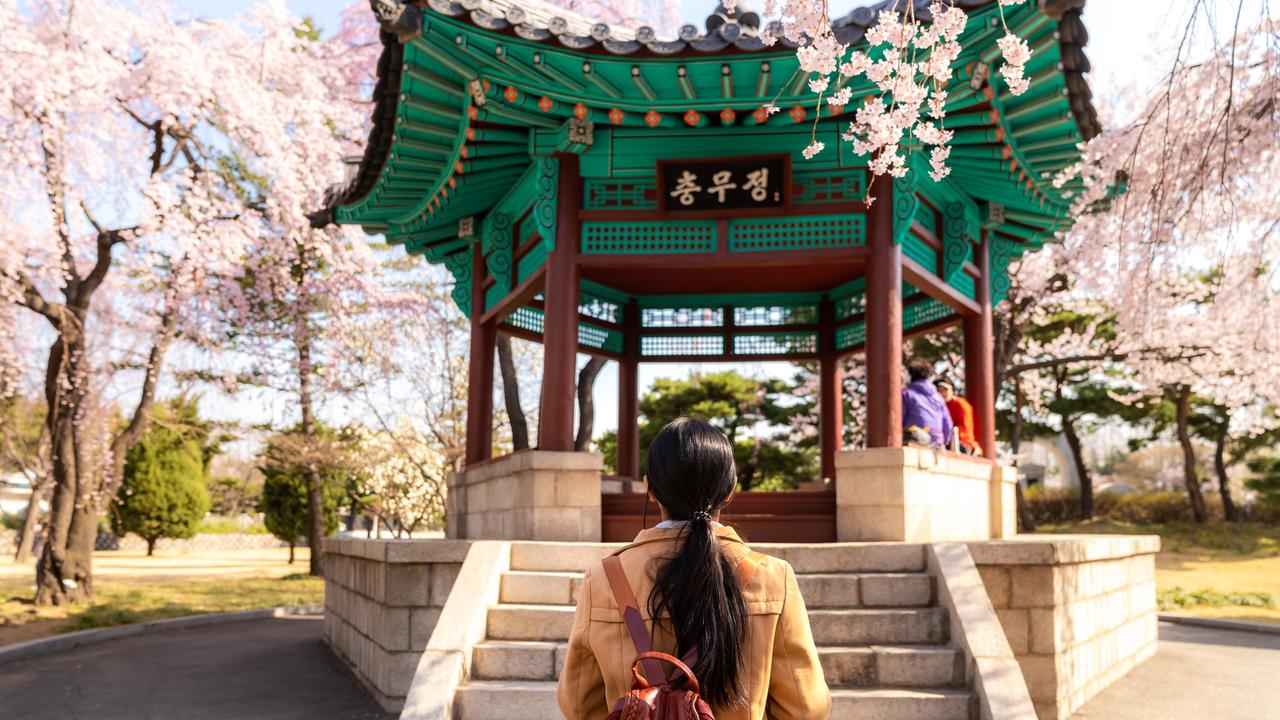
[454,543,974,720]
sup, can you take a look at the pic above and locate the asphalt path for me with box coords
[2,615,1277,719]
[0,615,394,720]
[1071,621,1280,720]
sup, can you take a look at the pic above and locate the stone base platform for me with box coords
[322,534,1159,719]
[837,446,1017,542]
[446,450,603,541]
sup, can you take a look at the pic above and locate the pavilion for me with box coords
[317,8,1169,717]
[321,0,1100,543]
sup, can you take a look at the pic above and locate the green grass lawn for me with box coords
[1039,519,1280,624]
[1,569,323,645]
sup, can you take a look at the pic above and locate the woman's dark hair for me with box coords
[645,417,748,708]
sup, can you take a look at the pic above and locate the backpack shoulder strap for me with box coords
[602,555,665,684]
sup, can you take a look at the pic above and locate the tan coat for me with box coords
[556,526,831,720]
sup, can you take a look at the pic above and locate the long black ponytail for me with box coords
[645,417,748,709]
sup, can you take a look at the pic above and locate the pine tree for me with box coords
[112,425,210,556]
[1245,456,1280,515]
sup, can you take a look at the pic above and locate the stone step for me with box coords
[500,571,583,605]
[455,681,972,720]
[820,645,962,688]
[498,570,933,609]
[508,542,926,574]
[487,604,945,647]
[471,640,961,689]
[809,608,946,646]
[858,573,935,607]
[472,640,564,681]
[797,572,934,608]
[454,680,560,720]
[830,687,972,720]
[487,604,576,641]
[753,542,926,573]
[509,543,619,572]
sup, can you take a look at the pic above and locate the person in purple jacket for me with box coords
[902,361,954,448]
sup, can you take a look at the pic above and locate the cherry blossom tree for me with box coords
[354,423,448,537]
[0,0,383,599]
[728,0,1035,183]
[1053,16,1280,521]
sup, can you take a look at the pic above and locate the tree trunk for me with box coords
[146,537,156,557]
[1175,386,1209,523]
[14,482,46,562]
[288,542,296,565]
[1213,424,1239,522]
[574,357,608,452]
[497,335,529,451]
[36,334,95,606]
[1011,381,1036,532]
[1062,416,1093,520]
[297,317,326,578]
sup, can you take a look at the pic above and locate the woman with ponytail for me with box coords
[557,417,830,719]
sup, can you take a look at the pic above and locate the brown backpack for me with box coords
[601,551,762,720]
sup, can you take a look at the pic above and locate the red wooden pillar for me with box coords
[964,230,997,457]
[539,154,581,451]
[819,295,843,479]
[865,172,903,448]
[465,244,495,465]
[617,298,641,480]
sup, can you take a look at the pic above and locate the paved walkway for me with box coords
[0,616,393,720]
[3,615,1276,719]
[1072,621,1280,720]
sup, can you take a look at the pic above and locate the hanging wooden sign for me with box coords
[656,154,790,214]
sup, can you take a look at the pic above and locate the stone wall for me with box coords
[836,447,1017,542]
[322,538,471,712]
[446,450,602,541]
[970,536,1160,720]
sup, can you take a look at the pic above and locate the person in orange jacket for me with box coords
[937,379,982,456]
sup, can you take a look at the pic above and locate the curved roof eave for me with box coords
[322,0,1101,245]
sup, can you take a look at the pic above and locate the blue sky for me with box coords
[169,0,1268,436]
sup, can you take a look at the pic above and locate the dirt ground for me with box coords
[0,547,313,646]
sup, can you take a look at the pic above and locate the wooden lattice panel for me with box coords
[836,293,866,319]
[836,322,866,350]
[727,216,865,252]
[506,306,544,335]
[582,221,717,254]
[734,304,819,326]
[583,179,658,210]
[732,332,818,356]
[579,323,623,354]
[904,298,953,330]
[640,335,724,357]
[793,171,865,204]
[579,293,622,324]
[951,273,976,301]
[904,235,938,273]
[641,307,724,328]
